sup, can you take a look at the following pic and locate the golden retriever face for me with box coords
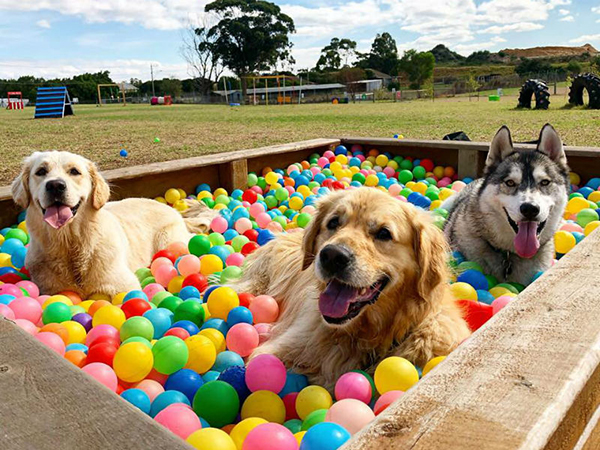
[12,151,110,229]
[302,188,449,327]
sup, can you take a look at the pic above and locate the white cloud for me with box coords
[478,22,544,34]
[558,8,570,15]
[559,15,574,22]
[569,34,600,44]
[36,19,51,28]
[593,6,600,13]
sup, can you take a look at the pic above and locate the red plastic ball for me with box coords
[238,292,255,308]
[89,334,121,349]
[241,242,260,256]
[152,250,176,263]
[182,273,208,293]
[283,392,300,421]
[420,159,434,172]
[86,342,117,367]
[332,181,345,190]
[164,327,191,341]
[121,298,152,319]
[242,190,258,203]
[243,229,259,242]
[322,179,334,189]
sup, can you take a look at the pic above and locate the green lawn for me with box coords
[1,98,598,185]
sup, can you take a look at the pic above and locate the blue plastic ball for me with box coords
[123,290,148,303]
[227,306,253,326]
[149,390,190,417]
[195,183,211,194]
[179,286,201,300]
[200,318,229,336]
[279,371,309,397]
[121,388,151,414]
[171,320,200,336]
[143,308,172,339]
[202,370,220,383]
[334,145,348,155]
[119,149,128,158]
[457,269,488,291]
[257,229,275,246]
[165,369,204,403]
[212,350,244,372]
[218,366,250,402]
[0,294,15,305]
[65,343,88,353]
[300,422,351,450]
[476,290,495,305]
[223,229,239,241]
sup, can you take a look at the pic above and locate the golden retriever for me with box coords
[234,188,470,389]
[11,151,215,297]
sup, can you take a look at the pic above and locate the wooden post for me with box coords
[219,159,249,192]
[457,147,484,179]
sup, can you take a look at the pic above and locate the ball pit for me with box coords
[1,143,598,449]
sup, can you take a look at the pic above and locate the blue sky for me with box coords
[0,0,599,81]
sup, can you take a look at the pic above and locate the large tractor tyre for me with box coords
[568,73,600,109]
[517,79,550,110]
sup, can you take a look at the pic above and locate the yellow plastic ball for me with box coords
[202,303,211,320]
[387,160,399,170]
[430,200,442,210]
[433,166,444,179]
[214,188,228,198]
[0,253,11,267]
[165,188,181,204]
[113,342,154,383]
[569,172,581,186]
[450,282,478,301]
[42,295,73,309]
[438,188,454,201]
[335,155,348,165]
[349,166,360,174]
[187,427,236,450]
[168,275,185,294]
[422,356,446,377]
[374,356,419,394]
[367,156,376,165]
[110,292,126,305]
[230,417,268,449]
[330,161,343,173]
[155,196,167,204]
[185,335,217,374]
[18,221,27,233]
[289,197,304,210]
[177,188,187,199]
[365,174,379,187]
[213,204,227,211]
[265,172,279,186]
[199,328,226,353]
[79,300,94,312]
[489,286,511,298]
[295,386,332,420]
[375,155,389,167]
[297,186,311,198]
[197,191,212,200]
[0,236,4,246]
[174,200,189,212]
[89,293,111,302]
[567,197,590,215]
[588,191,600,204]
[241,390,286,424]
[555,230,576,254]
[414,182,428,194]
[92,305,126,329]
[200,254,224,276]
[584,221,600,236]
[405,181,416,191]
[62,320,87,345]
[294,431,306,446]
[207,286,239,320]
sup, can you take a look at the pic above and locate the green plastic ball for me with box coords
[301,409,328,431]
[577,208,599,227]
[265,196,278,209]
[120,316,154,341]
[284,419,303,434]
[4,228,28,244]
[201,197,215,209]
[398,170,413,184]
[173,300,205,326]
[297,213,312,228]
[412,166,426,180]
[189,235,212,256]
[400,159,413,170]
[208,233,226,247]
[352,173,366,184]
[136,268,152,282]
[158,296,183,313]
[193,381,240,428]
[231,235,250,253]
[247,173,258,187]
[152,291,172,306]
[122,336,152,348]
[152,336,189,375]
[141,276,156,288]
[457,261,484,273]
[42,302,72,324]
[220,266,243,284]
[275,188,289,202]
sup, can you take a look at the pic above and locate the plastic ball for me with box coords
[301,409,327,431]
[92,305,126,330]
[334,372,372,404]
[143,309,172,339]
[186,428,236,450]
[82,362,118,392]
[226,323,259,357]
[120,316,154,341]
[200,254,224,275]
[113,342,154,382]
[189,235,212,256]
[422,356,446,377]
[374,356,419,394]
[207,287,239,320]
[212,350,244,372]
[193,380,240,428]
[231,418,268,449]
[185,335,217,374]
[150,390,190,417]
[35,331,66,355]
[121,388,152,414]
[299,422,350,450]
[241,390,287,424]
[86,342,117,366]
[178,255,201,277]
[9,296,42,323]
[554,230,576,254]
[174,301,205,326]
[373,390,404,415]
[449,282,478,301]
[153,335,189,375]
[155,403,202,440]
[245,354,287,393]
[249,295,279,323]
[243,423,298,450]
[121,298,152,319]
[42,301,72,324]
[296,386,333,420]
[199,327,227,353]
[324,398,374,435]
[227,306,253,326]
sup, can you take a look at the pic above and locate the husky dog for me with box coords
[444,124,569,285]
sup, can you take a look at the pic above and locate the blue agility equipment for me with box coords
[34,86,74,119]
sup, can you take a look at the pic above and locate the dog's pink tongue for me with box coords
[319,280,359,318]
[43,205,73,229]
[514,221,539,258]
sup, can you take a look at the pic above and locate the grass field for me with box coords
[1,96,598,185]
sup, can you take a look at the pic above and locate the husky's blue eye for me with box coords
[505,180,516,187]
[540,179,550,186]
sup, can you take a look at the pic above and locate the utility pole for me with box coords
[150,64,156,97]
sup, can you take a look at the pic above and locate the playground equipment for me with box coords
[517,79,550,110]
[150,96,172,106]
[97,83,126,106]
[34,87,74,119]
[569,73,600,109]
[6,91,24,110]
[243,75,297,105]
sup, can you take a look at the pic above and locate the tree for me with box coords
[566,60,582,75]
[429,44,465,64]
[515,58,552,76]
[161,78,183,97]
[203,0,295,100]
[359,32,398,75]
[338,67,365,102]
[180,15,224,95]
[315,38,357,72]
[398,50,435,89]
[464,50,492,65]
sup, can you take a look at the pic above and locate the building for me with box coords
[213,83,347,104]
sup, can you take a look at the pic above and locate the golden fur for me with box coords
[234,188,470,389]
[12,151,215,297]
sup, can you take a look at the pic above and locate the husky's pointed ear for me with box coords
[485,126,514,170]
[88,162,110,210]
[11,155,35,209]
[301,193,336,271]
[537,124,567,166]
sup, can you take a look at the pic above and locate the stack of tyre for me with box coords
[517,79,550,110]
[568,73,600,109]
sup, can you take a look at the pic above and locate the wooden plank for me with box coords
[457,148,482,179]
[574,404,600,450]
[0,317,192,450]
[345,228,600,450]
[219,159,248,192]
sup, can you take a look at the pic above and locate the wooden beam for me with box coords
[219,159,248,192]
[0,317,192,450]
[345,228,600,450]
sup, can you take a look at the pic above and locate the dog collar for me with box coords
[485,241,514,280]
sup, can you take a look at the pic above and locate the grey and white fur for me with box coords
[443,124,570,285]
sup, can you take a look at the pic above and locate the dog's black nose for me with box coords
[46,179,67,195]
[319,245,354,275]
[520,202,540,220]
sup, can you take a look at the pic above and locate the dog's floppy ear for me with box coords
[485,126,514,170]
[537,123,567,166]
[11,155,34,209]
[88,162,110,210]
[301,194,335,271]
[413,216,450,302]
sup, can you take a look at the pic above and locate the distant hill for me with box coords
[500,44,598,59]
[430,44,465,63]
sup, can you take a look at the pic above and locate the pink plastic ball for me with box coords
[35,331,66,356]
[560,223,584,233]
[492,295,514,315]
[0,284,21,297]
[86,324,119,346]
[388,184,402,196]
[82,362,118,392]
[245,354,287,393]
[254,323,272,345]
[373,390,403,415]
[15,318,38,335]
[256,213,272,229]
[317,157,329,168]
[267,222,283,233]
[438,177,452,188]
[301,205,316,215]
[144,283,165,300]
[323,150,335,159]
[135,379,165,402]
[243,423,298,450]
[451,181,466,192]
[16,280,39,298]
[155,404,202,440]
[383,167,395,177]
[250,185,263,195]
[178,255,201,277]
[226,323,259,357]
[335,372,372,404]
[151,257,173,274]
[249,295,279,323]
[397,195,408,203]
[155,264,178,287]
[167,241,188,259]
[249,203,266,218]
[0,303,16,320]
[310,167,321,176]
[9,296,43,323]
[225,253,245,267]
[325,398,375,435]
[211,216,229,234]
[235,218,253,234]
[37,295,50,307]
